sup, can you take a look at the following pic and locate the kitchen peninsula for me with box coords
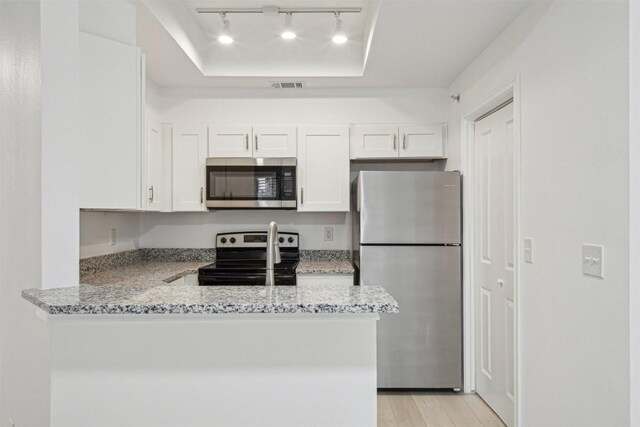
[22,273,397,427]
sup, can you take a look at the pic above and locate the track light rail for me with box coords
[196,7,362,15]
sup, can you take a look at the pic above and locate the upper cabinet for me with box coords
[350,124,399,159]
[253,126,297,158]
[398,124,446,158]
[145,124,164,211]
[209,125,297,158]
[208,126,253,158]
[297,126,350,212]
[172,125,208,212]
[350,123,447,160]
[78,31,143,209]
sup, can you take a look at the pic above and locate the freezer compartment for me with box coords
[357,171,461,244]
[360,245,462,389]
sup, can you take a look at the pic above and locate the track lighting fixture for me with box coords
[281,12,296,40]
[218,13,233,45]
[332,12,347,44]
[197,7,360,45]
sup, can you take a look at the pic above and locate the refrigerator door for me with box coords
[358,171,461,244]
[361,245,462,388]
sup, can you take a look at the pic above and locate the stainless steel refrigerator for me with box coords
[352,171,462,389]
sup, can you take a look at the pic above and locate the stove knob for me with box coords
[220,237,227,244]
[288,237,294,243]
[279,237,285,243]
[230,237,236,244]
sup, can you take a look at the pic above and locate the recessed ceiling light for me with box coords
[218,13,233,45]
[332,12,347,44]
[281,12,296,40]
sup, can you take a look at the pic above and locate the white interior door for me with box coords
[474,102,515,427]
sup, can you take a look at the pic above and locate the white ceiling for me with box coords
[138,0,530,88]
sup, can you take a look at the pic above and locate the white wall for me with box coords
[139,211,349,250]
[160,87,449,125]
[80,211,141,258]
[41,0,79,289]
[449,1,630,426]
[630,1,640,425]
[0,1,52,425]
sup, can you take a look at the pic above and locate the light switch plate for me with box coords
[524,238,533,263]
[582,244,604,278]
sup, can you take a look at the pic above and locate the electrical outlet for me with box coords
[324,227,333,241]
[582,244,604,278]
[110,228,117,246]
[9,417,16,427]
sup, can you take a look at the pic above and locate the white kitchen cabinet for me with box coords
[253,126,297,158]
[208,126,253,158]
[172,125,207,211]
[145,124,163,211]
[79,31,143,209]
[297,274,354,287]
[398,124,446,158]
[297,126,350,212]
[350,124,399,159]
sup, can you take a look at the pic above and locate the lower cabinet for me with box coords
[296,274,355,287]
[297,126,350,212]
[171,125,208,212]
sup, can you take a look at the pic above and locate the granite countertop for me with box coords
[80,261,211,287]
[296,259,354,275]
[22,284,398,315]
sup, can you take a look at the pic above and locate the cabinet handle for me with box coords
[393,134,397,150]
[301,188,304,205]
[149,185,154,203]
[200,187,204,204]
[245,134,249,151]
[403,134,407,150]
[255,135,258,151]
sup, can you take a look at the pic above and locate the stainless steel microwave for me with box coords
[205,158,296,209]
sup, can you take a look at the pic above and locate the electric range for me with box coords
[198,231,299,286]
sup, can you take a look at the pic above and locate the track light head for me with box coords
[218,13,233,44]
[332,12,347,44]
[281,12,296,40]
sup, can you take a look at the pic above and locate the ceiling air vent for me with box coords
[270,81,305,89]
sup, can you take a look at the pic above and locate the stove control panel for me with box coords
[216,232,298,249]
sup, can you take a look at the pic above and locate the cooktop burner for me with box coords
[198,231,299,286]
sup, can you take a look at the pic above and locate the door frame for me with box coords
[461,77,521,426]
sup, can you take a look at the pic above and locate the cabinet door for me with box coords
[79,31,141,209]
[398,124,446,158]
[297,127,350,212]
[253,126,297,158]
[208,126,253,158]
[350,124,399,159]
[145,125,163,211]
[172,125,207,211]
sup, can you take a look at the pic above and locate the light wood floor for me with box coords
[378,391,506,427]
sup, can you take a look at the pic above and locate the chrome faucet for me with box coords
[266,221,281,286]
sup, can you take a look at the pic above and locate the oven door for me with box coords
[205,158,296,209]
